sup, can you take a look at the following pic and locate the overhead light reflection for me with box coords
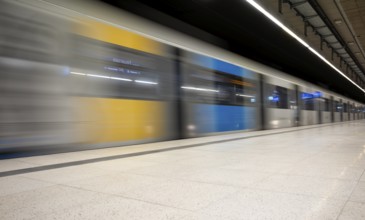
[110,77,132,81]
[88,74,110,79]
[135,80,158,85]
[69,71,132,81]
[235,93,255,98]
[70,71,86,76]
[181,86,219,93]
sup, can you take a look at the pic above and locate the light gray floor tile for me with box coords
[171,155,241,169]
[155,149,213,158]
[126,163,207,178]
[253,174,357,200]
[123,178,239,211]
[252,154,312,164]
[201,188,347,220]
[21,164,117,184]
[32,196,192,220]
[323,145,364,154]
[180,168,272,187]
[181,212,236,220]
[0,159,37,172]
[222,159,293,173]
[0,185,105,220]
[84,157,158,172]
[0,176,54,197]
[65,172,168,196]
[132,151,198,163]
[17,151,102,166]
[349,181,365,202]
[2,120,365,219]
[191,143,238,152]
[360,172,365,181]
[338,202,365,220]
[283,164,365,180]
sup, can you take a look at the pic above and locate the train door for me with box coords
[318,98,322,124]
[295,85,300,126]
[180,51,260,137]
[343,101,348,121]
[333,98,341,122]
[264,77,297,129]
[321,95,331,124]
[330,96,334,123]
[347,102,350,121]
[299,89,319,126]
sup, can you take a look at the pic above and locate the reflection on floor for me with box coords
[1,121,365,219]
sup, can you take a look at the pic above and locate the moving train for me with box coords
[0,0,364,154]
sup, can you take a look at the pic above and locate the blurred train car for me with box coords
[333,97,342,122]
[68,17,177,148]
[0,1,76,151]
[0,0,364,155]
[0,0,178,153]
[180,51,259,137]
[263,76,297,129]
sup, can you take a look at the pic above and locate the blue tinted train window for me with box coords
[300,92,316,111]
[265,84,291,109]
[181,64,257,106]
[334,101,342,112]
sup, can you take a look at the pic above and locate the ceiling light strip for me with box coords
[246,0,365,94]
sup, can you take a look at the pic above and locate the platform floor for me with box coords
[1,121,365,219]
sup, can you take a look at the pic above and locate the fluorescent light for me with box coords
[181,86,219,93]
[334,19,342,25]
[235,93,255,98]
[135,80,158,85]
[246,0,309,47]
[246,0,365,94]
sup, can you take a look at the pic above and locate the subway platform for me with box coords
[1,121,365,219]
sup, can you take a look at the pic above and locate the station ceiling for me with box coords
[102,0,365,102]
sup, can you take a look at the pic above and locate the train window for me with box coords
[303,99,315,111]
[300,92,315,111]
[348,104,354,113]
[323,98,330,112]
[265,84,289,109]
[343,103,348,112]
[181,64,257,106]
[334,101,341,112]
[68,36,174,100]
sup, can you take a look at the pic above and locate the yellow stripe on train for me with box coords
[74,97,167,144]
[77,18,165,55]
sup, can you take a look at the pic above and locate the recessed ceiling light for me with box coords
[334,19,342,24]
